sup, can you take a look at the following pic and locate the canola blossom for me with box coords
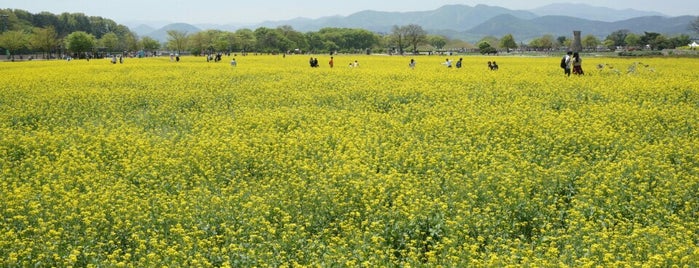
[1,55,698,266]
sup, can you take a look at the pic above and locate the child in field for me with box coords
[443,58,452,68]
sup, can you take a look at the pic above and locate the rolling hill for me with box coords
[137,3,696,44]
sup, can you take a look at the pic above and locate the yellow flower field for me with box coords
[1,54,698,266]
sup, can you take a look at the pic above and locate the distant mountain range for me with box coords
[128,3,695,43]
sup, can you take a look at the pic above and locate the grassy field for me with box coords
[1,54,698,266]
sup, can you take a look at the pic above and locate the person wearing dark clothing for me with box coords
[572,52,584,75]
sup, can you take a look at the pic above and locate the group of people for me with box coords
[207,53,223,62]
[441,58,468,68]
[216,53,584,75]
[308,57,360,68]
[563,51,584,76]
[438,58,499,70]
[309,57,320,67]
[169,53,180,62]
[110,55,123,64]
[487,61,499,70]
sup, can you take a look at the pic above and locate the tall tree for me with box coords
[499,34,517,53]
[235,29,256,53]
[119,29,138,52]
[605,29,630,48]
[254,27,278,53]
[188,30,215,55]
[29,26,59,59]
[390,25,408,54]
[528,34,555,50]
[624,33,640,48]
[166,30,188,54]
[403,24,427,54]
[478,41,497,54]
[64,31,95,58]
[214,31,236,53]
[99,32,119,53]
[139,36,160,53]
[557,36,567,46]
[277,25,307,52]
[668,34,691,48]
[582,34,600,51]
[0,30,29,60]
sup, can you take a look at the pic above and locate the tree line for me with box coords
[1,8,698,60]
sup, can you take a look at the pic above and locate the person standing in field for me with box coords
[329,57,334,68]
[230,58,237,67]
[563,51,573,76]
[456,58,463,68]
[443,58,452,68]
[572,52,584,75]
[409,59,416,69]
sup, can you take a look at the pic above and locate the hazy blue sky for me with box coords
[2,0,697,25]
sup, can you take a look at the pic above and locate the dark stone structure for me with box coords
[573,31,583,52]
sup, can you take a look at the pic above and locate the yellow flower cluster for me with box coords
[1,55,698,266]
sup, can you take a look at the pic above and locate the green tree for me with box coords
[277,25,307,52]
[214,31,236,53]
[478,41,497,54]
[624,33,641,48]
[235,29,256,53]
[254,27,290,53]
[582,34,600,51]
[528,35,555,50]
[390,25,408,54]
[0,30,29,60]
[668,34,691,49]
[403,24,427,54]
[166,30,188,54]
[100,32,119,53]
[305,32,324,53]
[64,31,95,58]
[427,35,447,50]
[605,29,630,48]
[189,30,215,55]
[499,34,517,53]
[640,32,666,50]
[139,36,160,53]
[478,36,500,49]
[120,29,139,52]
[28,26,59,59]
[557,36,567,46]
[323,40,339,52]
